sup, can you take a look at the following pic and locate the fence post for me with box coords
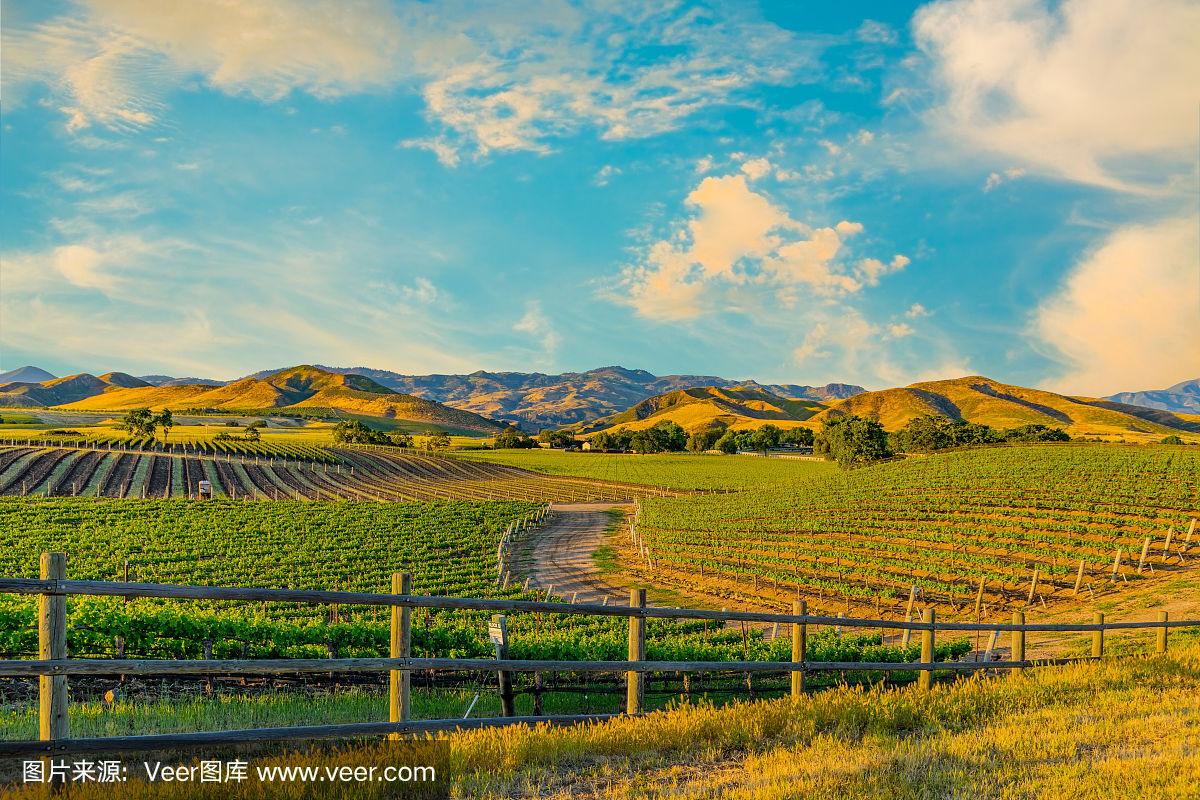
[918,607,935,690]
[1092,612,1104,659]
[1156,611,1168,654]
[626,588,646,715]
[389,572,411,737]
[39,552,69,752]
[791,600,806,700]
[490,615,515,717]
[1011,610,1025,667]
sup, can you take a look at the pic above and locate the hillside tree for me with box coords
[817,415,892,468]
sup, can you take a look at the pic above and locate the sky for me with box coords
[1,0,1197,394]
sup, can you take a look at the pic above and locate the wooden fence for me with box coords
[0,552,1195,756]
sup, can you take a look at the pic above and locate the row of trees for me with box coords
[686,424,815,454]
[887,415,1070,453]
[331,420,450,450]
[815,414,1073,468]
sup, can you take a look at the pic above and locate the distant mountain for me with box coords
[0,366,56,386]
[249,364,865,430]
[139,374,226,387]
[55,365,504,434]
[0,372,149,407]
[572,386,826,436]
[1104,378,1200,415]
[813,376,1200,436]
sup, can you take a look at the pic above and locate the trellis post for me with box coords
[918,607,935,691]
[389,572,411,737]
[790,600,806,700]
[626,588,646,715]
[39,553,69,759]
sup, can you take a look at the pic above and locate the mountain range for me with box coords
[0,366,505,434]
[1104,379,1200,415]
[574,376,1200,440]
[246,365,864,430]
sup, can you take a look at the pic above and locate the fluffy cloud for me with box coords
[4,1,823,156]
[740,158,772,181]
[613,174,908,320]
[513,300,561,357]
[913,0,1200,191]
[1032,216,1199,396]
[983,167,1026,192]
[905,303,930,318]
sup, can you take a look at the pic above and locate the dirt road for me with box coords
[515,503,634,605]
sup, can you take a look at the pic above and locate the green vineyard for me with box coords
[0,498,966,670]
[629,445,1199,613]
[0,444,649,503]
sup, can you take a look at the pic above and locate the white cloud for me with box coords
[594,164,621,186]
[983,167,1026,192]
[694,155,716,175]
[857,20,899,45]
[612,174,907,320]
[399,277,439,305]
[913,0,1200,192]
[740,157,772,181]
[886,322,914,338]
[399,137,461,168]
[1032,216,1199,396]
[513,300,561,356]
[905,303,930,318]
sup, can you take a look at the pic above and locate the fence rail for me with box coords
[1,552,1194,758]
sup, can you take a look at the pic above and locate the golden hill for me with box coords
[55,366,506,434]
[0,372,148,407]
[571,386,825,436]
[812,376,1200,437]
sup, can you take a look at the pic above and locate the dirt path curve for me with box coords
[516,502,636,606]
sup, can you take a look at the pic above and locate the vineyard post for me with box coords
[39,552,69,757]
[1184,518,1196,551]
[490,616,515,717]
[1073,560,1085,595]
[1157,611,1169,654]
[389,572,412,737]
[1011,611,1025,667]
[627,588,646,715]
[1136,537,1151,573]
[1026,568,1039,604]
[790,600,806,700]
[1111,548,1121,578]
[1092,612,1104,658]
[1161,528,1174,561]
[973,577,985,618]
[918,607,935,691]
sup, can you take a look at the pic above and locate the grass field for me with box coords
[454,449,836,490]
[6,645,1197,798]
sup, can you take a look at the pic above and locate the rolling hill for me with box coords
[1106,378,1200,414]
[0,365,56,385]
[570,386,826,436]
[34,366,506,434]
[811,376,1200,437]
[0,372,148,407]
[251,364,864,429]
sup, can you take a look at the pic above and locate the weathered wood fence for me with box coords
[0,552,1195,756]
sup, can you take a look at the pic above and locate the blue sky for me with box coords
[1,0,1196,394]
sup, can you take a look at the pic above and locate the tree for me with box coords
[118,408,157,438]
[648,420,687,452]
[390,431,414,448]
[714,431,739,454]
[1160,435,1184,445]
[332,420,388,445]
[1002,424,1070,443]
[628,430,661,454]
[156,409,174,442]
[779,426,815,447]
[817,415,892,468]
[687,428,723,453]
[493,426,536,449]
[545,430,577,449]
[426,430,452,450]
[243,424,261,442]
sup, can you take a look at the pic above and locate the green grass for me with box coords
[452,449,836,490]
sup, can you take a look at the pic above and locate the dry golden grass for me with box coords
[10,646,1198,798]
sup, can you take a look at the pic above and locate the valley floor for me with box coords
[8,646,1198,799]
